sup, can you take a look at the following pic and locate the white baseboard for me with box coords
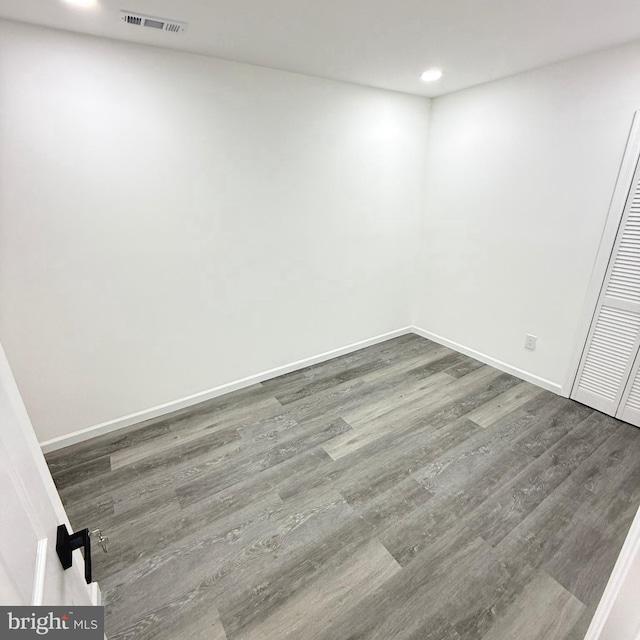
[40,327,413,453]
[411,326,563,395]
[41,324,565,453]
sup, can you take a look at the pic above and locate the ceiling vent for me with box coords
[120,11,187,34]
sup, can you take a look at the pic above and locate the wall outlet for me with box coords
[525,334,537,351]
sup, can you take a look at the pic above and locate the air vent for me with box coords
[120,11,187,34]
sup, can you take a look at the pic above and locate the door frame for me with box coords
[564,110,640,397]
[585,503,640,640]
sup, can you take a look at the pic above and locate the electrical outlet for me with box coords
[525,334,537,351]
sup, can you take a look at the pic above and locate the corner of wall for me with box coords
[409,95,433,328]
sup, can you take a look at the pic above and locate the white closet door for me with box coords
[617,351,640,426]
[573,158,640,416]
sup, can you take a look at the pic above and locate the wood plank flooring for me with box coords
[46,334,640,640]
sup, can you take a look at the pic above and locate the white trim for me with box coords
[90,581,102,607]
[40,327,413,452]
[40,324,566,452]
[411,326,563,394]
[585,505,640,640]
[31,538,47,606]
[564,111,640,397]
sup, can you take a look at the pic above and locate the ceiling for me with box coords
[2,0,640,97]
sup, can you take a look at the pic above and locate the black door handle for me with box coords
[56,524,92,584]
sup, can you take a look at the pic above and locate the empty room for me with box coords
[3,0,640,638]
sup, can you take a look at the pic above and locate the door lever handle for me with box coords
[56,524,92,584]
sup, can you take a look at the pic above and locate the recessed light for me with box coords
[421,69,443,82]
[62,0,98,8]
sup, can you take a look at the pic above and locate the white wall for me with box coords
[9,20,640,446]
[0,20,429,443]
[414,41,640,392]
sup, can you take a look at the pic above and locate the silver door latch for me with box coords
[90,529,109,554]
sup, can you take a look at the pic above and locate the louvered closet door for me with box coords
[573,158,640,417]
[618,352,640,425]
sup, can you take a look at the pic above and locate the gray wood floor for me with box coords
[46,334,640,640]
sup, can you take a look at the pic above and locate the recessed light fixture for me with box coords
[62,0,98,8]
[421,69,443,82]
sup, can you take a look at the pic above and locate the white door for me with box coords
[0,341,100,606]
[572,136,640,426]
[617,353,640,426]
